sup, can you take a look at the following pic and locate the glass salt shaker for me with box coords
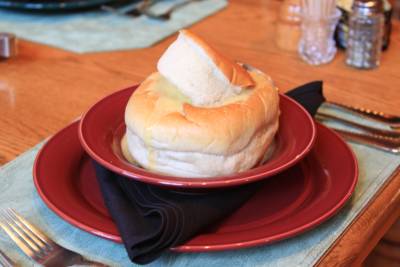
[346,0,385,69]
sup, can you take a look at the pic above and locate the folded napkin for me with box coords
[94,81,325,265]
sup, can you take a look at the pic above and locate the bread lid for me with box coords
[180,30,254,88]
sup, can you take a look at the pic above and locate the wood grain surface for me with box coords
[0,0,399,265]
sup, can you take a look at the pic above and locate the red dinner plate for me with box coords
[33,121,358,251]
[78,86,316,188]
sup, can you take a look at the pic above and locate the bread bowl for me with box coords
[123,30,280,177]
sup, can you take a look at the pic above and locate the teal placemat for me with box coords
[0,0,227,53]
[0,104,399,266]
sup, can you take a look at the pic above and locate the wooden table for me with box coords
[0,0,399,265]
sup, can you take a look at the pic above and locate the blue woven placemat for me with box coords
[0,0,227,53]
[0,103,399,266]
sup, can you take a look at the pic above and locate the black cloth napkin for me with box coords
[94,81,325,265]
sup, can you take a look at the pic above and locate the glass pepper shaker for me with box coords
[345,0,385,69]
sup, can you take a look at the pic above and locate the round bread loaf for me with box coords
[124,69,280,177]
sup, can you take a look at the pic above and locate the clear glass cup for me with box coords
[298,9,340,65]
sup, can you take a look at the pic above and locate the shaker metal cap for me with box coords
[352,0,384,15]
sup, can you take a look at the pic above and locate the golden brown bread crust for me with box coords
[180,30,255,89]
[125,70,279,156]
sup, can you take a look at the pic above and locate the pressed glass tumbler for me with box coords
[298,9,340,65]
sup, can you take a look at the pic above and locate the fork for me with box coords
[101,0,156,17]
[102,0,203,20]
[0,209,108,267]
[138,0,205,20]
